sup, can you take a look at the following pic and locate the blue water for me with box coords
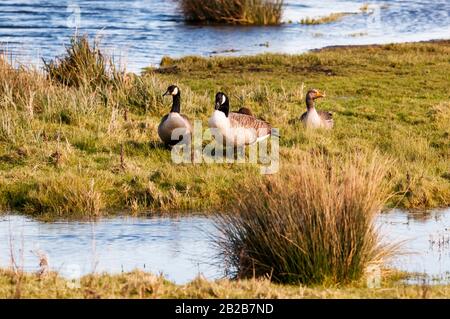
[1,209,449,284]
[0,0,449,72]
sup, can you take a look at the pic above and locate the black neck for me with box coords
[219,100,230,117]
[170,93,181,113]
[306,96,315,110]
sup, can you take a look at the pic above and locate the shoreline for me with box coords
[1,268,449,299]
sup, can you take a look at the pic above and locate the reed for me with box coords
[300,12,352,25]
[179,0,284,25]
[215,152,396,285]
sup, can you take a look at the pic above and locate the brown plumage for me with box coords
[229,112,272,137]
[237,107,253,116]
[209,92,272,146]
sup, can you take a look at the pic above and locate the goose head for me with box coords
[163,85,180,97]
[215,92,230,117]
[163,85,181,113]
[306,89,325,100]
[306,89,325,109]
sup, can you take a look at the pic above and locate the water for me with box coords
[0,0,449,72]
[379,209,450,284]
[0,214,221,284]
[1,209,449,284]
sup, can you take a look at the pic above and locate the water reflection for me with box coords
[0,208,449,284]
[0,214,222,283]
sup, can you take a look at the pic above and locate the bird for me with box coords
[208,92,272,146]
[237,107,253,116]
[158,85,192,146]
[300,89,333,129]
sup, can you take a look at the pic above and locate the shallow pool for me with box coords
[1,208,450,284]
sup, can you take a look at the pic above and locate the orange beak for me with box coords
[316,91,326,98]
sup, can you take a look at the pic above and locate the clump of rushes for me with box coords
[179,0,284,25]
[43,35,123,88]
[216,152,396,285]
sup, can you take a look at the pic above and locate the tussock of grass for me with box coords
[179,0,284,25]
[43,35,124,88]
[216,152,396,285]
[1,268,449,299]
[300,12,353,25]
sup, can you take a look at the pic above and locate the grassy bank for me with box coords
[1,268,449,299]
[0,40,449,217]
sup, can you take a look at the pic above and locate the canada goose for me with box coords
[300,89,333,129]
[158,85,192,146]
[208,92,272,146]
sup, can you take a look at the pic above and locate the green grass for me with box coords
[1,39,449,218]
[179,0,284,25]
[1,268,449,299]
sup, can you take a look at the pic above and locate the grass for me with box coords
[43,35,123,88]
[0,39,449,218]
[1,268,449,298]
[216,152,396,285]
[179,0,284,25]
[300,13,353,25]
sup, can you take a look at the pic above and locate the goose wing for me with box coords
[181,114,193,132]
[300,111,307,122]
[158,113,192,145]
[318,110,334,128]
[236,107,253,116]
[228,113,271,137]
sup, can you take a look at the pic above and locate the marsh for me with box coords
[0,0,449,298]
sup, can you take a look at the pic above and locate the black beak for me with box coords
[162,91,169,97]
[215,102,221,110]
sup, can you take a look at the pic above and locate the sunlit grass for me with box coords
[1,268,449,299]
[1,38,449,217]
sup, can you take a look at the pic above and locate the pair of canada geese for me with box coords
[158,85,333,146]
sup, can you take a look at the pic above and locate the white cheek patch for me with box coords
[221,95,226,105]
[172,87,178,95]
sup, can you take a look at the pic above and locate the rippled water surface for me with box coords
[1,209,449,284]
[0,0,449,72]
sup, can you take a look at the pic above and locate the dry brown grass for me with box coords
[300,12,353,25]
[1,268,449,299]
